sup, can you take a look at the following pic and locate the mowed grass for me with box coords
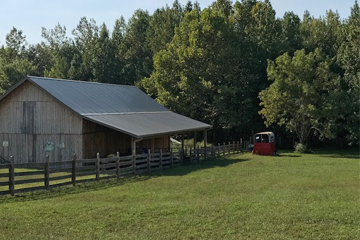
[0,149,359,240]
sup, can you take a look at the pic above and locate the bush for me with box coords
[294,143,309,154]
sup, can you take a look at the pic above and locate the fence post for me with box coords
[228,142,231,155]
[217,143,220,157]
[211,145,214,158]
[240,138,243,151]
[148,150,151,172]
[45,155,50,189]
[190,147,193,161]
[116,152,120,179]
[170,149,173,167]
[196,146,200,163]
[160,149,163,170]
[132,154,136,175]
[72,153,76,186]
[96,153,100,181]
[232,141,235,154]
[237,141,240,153]
[8,156,14,196]
[223,142,226,156]
[181,148,186,165]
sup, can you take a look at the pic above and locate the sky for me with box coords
[0,0,356,45]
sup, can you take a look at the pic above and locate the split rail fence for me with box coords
[0,140,249,196]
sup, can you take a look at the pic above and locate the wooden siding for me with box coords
[82,119,170,158]
[140,136,170,151]
[0,81,83,163]
[83,120,131,158]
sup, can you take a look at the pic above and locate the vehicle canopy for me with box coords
[254,132,275,143]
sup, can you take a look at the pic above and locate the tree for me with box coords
[300,10,342,57]
[259,49,342,144]
[147,0,184,54]
[5,27,27,57]
[120,10,152,84]
[336,0,360,144]
[140,6,257,141]
[281,11,301,54]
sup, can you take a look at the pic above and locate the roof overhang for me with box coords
[83,112,211,139]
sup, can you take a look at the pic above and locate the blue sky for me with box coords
[0,0,356,45]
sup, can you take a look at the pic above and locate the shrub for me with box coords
[294,143,309,154]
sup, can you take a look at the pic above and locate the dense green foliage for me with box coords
[0,0,358,146]
[0,150,359,239]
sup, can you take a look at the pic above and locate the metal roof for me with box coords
[85,112,210,138]
[29,76,168,114]
[0,76,210,138]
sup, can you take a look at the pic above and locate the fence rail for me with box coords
[0,140,248,196]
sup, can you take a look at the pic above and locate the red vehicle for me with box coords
[252,132,277,156]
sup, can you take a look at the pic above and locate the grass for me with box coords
[0,149,359,239]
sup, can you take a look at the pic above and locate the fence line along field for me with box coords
[0,141,244,196]
[0,149,358,239]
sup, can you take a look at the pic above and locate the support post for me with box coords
[72,153,76,186]
[132,137,136,175]
[96,153,100,181]
[193,132,197,150]
[45,155,50,190]
[204,130,207,159]
[116,152,120,179]
[151,138,155,155]
[9,156,14,196]
[218,143,220,157]
[147,149,151,172]
[223,142,226,156]
[181,134,185,164]
[160,149,163,170]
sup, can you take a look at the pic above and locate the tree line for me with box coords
[0,0,358,147]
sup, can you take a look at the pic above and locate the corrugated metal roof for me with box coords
[3,76,210,138]
[29,76,168,114]
[85,112,210,138]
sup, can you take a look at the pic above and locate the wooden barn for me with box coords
[0,76,210,163]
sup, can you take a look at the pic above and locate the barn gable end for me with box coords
[0,80,83,163]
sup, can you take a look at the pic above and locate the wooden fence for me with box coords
[0,141,248,196]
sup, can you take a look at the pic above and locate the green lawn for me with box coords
[0,149,359,239]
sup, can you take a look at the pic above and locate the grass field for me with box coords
[0,149,359,239]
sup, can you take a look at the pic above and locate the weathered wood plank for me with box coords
[50,175,72,181]
[15,178,44,185]
[76,171,95,177]
[49,168,73,173]
[0,173,9,178]
[77,165,95,172]
[0,181,10,187]
[14,170,44,177]
[0,190,10,195]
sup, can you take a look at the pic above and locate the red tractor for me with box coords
[252,132,277,156]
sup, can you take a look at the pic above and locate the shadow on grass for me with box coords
[0,156,248,204]
[276,154,301,158]
[312,148,359,159]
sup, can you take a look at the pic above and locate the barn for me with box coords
[0,76,210,163]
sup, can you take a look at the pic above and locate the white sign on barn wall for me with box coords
[2,141,9,147]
